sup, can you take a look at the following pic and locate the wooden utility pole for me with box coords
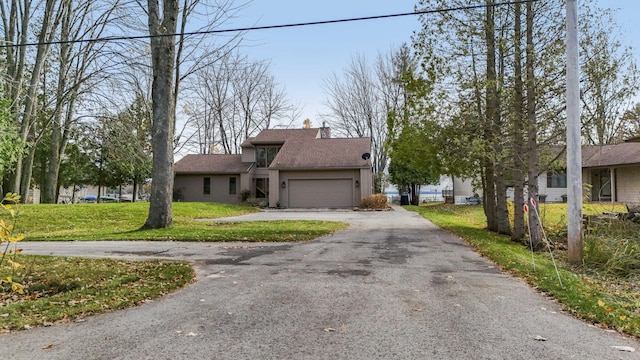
[566,0,583,263]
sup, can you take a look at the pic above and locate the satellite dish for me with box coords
[361,152,371,160]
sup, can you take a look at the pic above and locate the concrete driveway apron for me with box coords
[2,206,639,359]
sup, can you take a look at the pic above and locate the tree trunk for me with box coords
[495,22,510,236]
[526,1,542,249]
[43,1,73,204]
[11,0,60,196]
[20,145,36,202]
[144,0,178,229]
[483,0,498,232]
[511,1,526,241]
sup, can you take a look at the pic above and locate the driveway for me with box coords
[2,206,639,359]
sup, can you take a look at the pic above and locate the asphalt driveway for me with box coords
[2,206,639,359]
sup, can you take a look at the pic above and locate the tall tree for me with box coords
[324,46,414,192]
[41,0,119,203]
[1,0,64,199]
[511,1,526,241]
[144,0,178,229]
[579,6,640,145]
[412,0,569,245]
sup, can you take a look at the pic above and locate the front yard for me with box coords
[1,202,347,331]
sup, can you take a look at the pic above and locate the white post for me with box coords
[566,0,583,263]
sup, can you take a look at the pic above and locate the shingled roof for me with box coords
[582,142,640,168]
[174,154,249,174]
[248,128,320,145]
[269,137,372,169]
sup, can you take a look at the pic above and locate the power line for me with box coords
[0,0,537,49]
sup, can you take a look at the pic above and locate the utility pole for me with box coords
[566,0,583,263]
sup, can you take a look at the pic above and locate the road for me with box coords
[2,206,639,359]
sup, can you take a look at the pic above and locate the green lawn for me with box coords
[407,203,640,339]
[8,202,348,241]
[0,256,194,331]
[0,201,349,331]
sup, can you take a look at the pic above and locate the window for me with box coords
[203,177,211,195]
[256,147,280,167]
[229,177,237,195]
[547,170,567,188]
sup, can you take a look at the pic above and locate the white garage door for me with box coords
[288,179,353,208]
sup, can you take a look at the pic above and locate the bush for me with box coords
[243,197,268,208]
[0,193,25,294]
[359,194,388,210]
[240,189,251,203]
[583,221,640,277]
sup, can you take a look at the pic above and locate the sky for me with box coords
[227,0,420,127]
[223,0,640,128]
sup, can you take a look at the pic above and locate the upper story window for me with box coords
[256,146,280,168]
[547,170,567,188]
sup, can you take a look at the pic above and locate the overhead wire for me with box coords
[0,0,538,49]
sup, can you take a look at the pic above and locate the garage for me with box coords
[288,179,353,208]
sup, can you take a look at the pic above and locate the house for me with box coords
[448,141,640,204]
[173,127,373,208]
[580,141,640,203]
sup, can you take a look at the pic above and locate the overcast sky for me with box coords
[228,0,640,128]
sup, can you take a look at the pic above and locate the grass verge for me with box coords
[1,255,194,331]
[407,204,640,339]
[9,202,347,241]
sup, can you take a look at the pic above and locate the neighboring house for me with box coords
[174,127,373,208]
[538,142,640,203]
[580,141,640,203]
[449,141,640,204]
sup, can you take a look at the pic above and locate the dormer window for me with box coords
[256,146,280,167]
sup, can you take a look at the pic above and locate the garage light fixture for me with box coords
[281,181,286,189]
[355,180,360,188]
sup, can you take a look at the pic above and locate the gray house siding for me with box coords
[174,174,240,203]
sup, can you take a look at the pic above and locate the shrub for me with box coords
[240,189,251,203]
[359,194,388,210]
[0,193,25,294]
[583,220,640,277]
[243,197,268,208]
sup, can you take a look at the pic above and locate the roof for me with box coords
[269,137,372,170]
[174,154,249,174]
[248,128,320,145]
[582,142,640,168]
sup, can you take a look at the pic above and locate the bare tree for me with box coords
[1,0,64,199]
[580,6,640,145]
[181,51,296,155]
[41,0,121,203]
[143,0,178,228]
[323,48,413,192]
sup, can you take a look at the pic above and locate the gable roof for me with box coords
[247,128,320,145]
[174,154,249,174]
[582,142,640,168]
[269,137,372,170]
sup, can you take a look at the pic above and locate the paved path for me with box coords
[2,206,639,359]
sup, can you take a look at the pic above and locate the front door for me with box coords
[592,169,611,201]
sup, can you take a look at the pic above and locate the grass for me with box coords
[407,203,640,339]
[0,255,194,331]
[0,201,348,331]
[8,202,348,241]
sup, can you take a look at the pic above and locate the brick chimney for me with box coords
[320,121,331,139]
